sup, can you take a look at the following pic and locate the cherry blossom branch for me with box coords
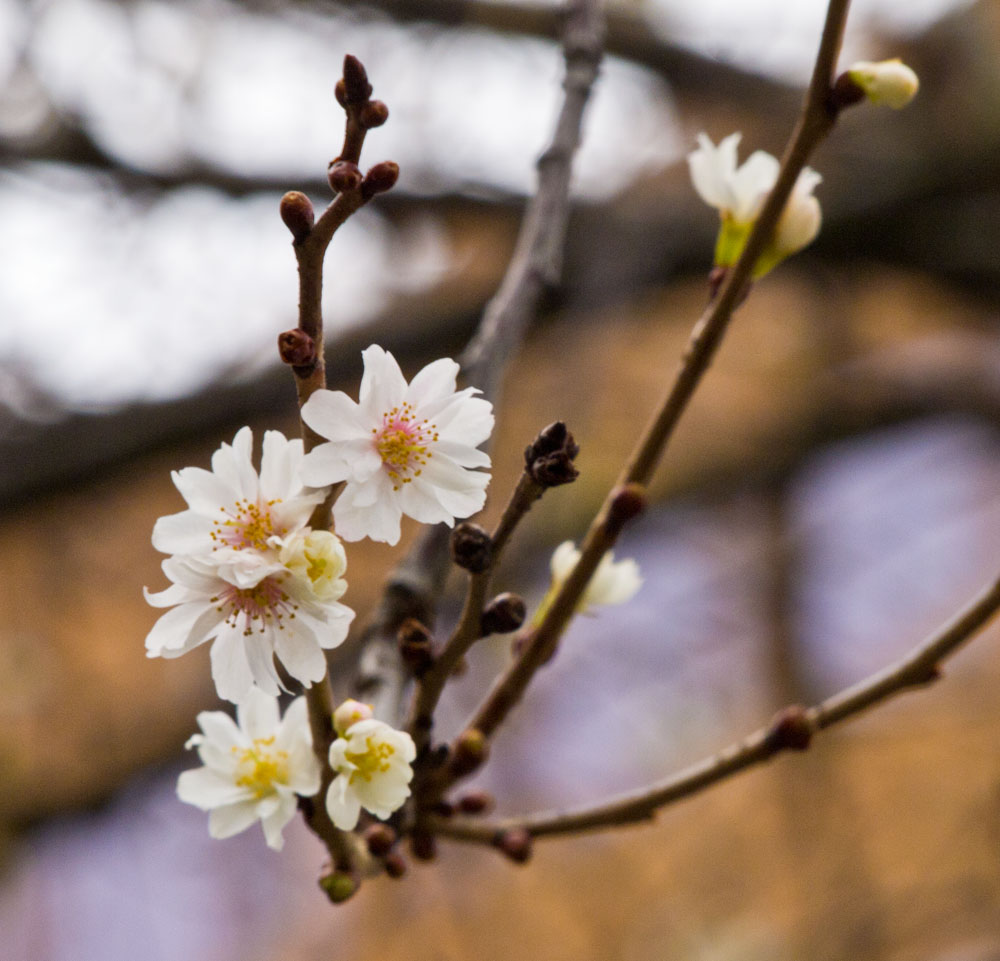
[276,53,398,871]
[430,571,1000,843]
[455,0,853,754]
[349,0,606,732]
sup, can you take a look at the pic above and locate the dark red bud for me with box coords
[334,78,348,108]
[606,483,647,536]
[398,618,434,677]
[277,328,316,368]
[328,160,363,194]
[384,850,407,878]
[451,523,493,573]
[364,823,397,857]
[829,71,867,112]
[342,54,373,104]
[361,161,399,199]
[278,190,314,242]
[409,831,437,861]
[359,100,389,128]
[765,705,814,753]
[449,728,488,777]
[457,789,494,815]
[481,593,526,635]
[525,421,580,487]
[494,827,532,864]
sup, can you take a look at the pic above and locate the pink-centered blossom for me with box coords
[152,427,327,587]
[145,532,353,702]
[300,345,494,545]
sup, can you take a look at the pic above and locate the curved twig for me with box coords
[432,571,1000,842]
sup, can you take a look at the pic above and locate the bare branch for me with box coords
[432,571,1000,842]
[457,0,853,754]
[348,0,606,728]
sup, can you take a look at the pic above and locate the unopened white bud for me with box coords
[847,59,919,109]
[333,698,374,736]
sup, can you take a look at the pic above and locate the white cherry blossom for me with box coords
[153,427,327,585]
[144,546,353,702]
[326,716,416,831]
[300,345,494,545]
[687,132,821,276]
[177,690,321,851]
[549,540,642,614]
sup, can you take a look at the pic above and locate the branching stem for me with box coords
[432,571,1000,842]
[457,0,852,759]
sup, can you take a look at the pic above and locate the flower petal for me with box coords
[236,688,281,740]
[208,802,261,839]
[210,628,256,703]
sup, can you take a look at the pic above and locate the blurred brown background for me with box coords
[2,1,1000,959]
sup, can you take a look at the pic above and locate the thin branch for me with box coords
[349,0,606,729]
[279,54,393,869]
[407,471,544,749]
[458,0,852,751]
[431,571,1000,842]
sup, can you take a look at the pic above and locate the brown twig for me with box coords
[431,571,1000,842]
[457,0,853,752]
[349,0,607,732]
[407,471,544,750]
[278,54,395,872]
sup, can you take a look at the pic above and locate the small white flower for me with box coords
[549,540,642,613]
[300,345,494,546]
[278,529,348,603]
[687,133,821,276]
[326,716,416,831]
[688,132,778,226]
[153,427,327,586]
[144,551,354,702]
[177,690,321,851]
[847,59,919,109]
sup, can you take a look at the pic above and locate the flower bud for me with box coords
[457,789,494,815]
[364,823,397,857]
[334,78,348,108]
[319,870,359,903]
[845,59,919,109]
[277,328,316,368]
[333,698,374,737]
[481,592,526,635]
[451,523,493,573]
[384,850,407,878]
[765,705,814,753]
[410,831,437,861]
[449,728,489,776]
[342,54,373,105]
[361,161,400,200]
[524,421,580,487]
[494,827,532,864]
[359,100,389,129]
[606,483,647,536]
[278,191,314,243]
[328,160,363,194]
[398,618,434,677]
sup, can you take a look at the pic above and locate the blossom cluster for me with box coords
[147,345,491,846]
[148,344,642,850]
